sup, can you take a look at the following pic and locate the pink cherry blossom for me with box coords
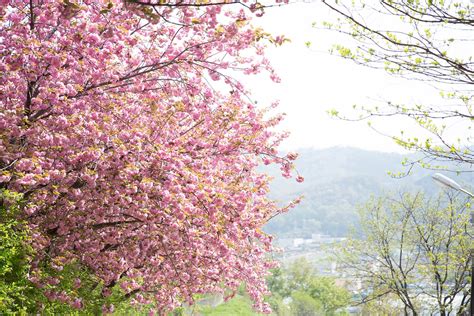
[1,0,301,313]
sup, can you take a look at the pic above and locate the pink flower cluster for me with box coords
[0,0,300,313]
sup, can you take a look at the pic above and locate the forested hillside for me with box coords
[264,147,473,238]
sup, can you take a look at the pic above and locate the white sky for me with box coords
[245,1,466,153]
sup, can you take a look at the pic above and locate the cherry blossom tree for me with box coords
[0,0,297,313]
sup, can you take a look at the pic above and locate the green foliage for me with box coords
[265,293,290,316]
[0,189,36,313]
[197,295,263,316]
[357,293,404,315]
[307,277,350,314]
[267,259,351,315]
[290,291,323,316]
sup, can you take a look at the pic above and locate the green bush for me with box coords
[0,189,36,314]
[266,259,351,316]
[290,291,323,316]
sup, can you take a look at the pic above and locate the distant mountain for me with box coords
[263,147,473,238]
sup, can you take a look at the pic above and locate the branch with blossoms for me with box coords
[125,0,289,17]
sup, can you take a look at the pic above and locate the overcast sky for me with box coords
[245,1,463,153]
